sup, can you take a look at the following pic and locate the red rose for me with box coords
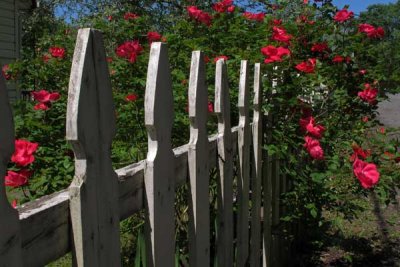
[311,42,329,53]
[212,0,233,13]
[362,116,369,122]
[299,116,325,139]
[214,55,229,63]
[359,69,367,75]
[125,93,138,102]
[295,58,317,73]
[261,45,291,64]
[272,26,292,44]
[187,6,212,26]
[332,55,344,63]
[243,12,265,22]
[116,40,143,63]
[2,64,11,80]
[49,46,66,59]
[353,159,380,189]
[272,19,282,25]
[359,24,385,39]
[147,31,162,44]
[358,83,378,104]
[5,169,32,188]
[42,54,51,63]
[31,89,60,103]
[350,144,371,162]
[333,9,354,23]
[124,12,139,20]
[304,136,324,160]
[11,139,39,167]
[208,101,214,113]
[227,5,235,12]
[12,199,18,208]
[34,102,50,111]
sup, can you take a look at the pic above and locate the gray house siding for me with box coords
[0,0,34,99]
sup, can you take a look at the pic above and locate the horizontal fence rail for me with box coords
[0,28,290,267]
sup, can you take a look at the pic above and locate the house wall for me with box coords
[0,0,33,99]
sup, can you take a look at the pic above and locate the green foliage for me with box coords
[4,0,400,263]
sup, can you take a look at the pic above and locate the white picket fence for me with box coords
[0,28,289,267]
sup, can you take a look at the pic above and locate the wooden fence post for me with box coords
[215,58,234,267]
[250,63,263,267]
[67,28,121,267]
[144,42,175,267]
[188,51,210,267]
[237,60,251,266]
[0,74,22,267]
[263,115,273,267]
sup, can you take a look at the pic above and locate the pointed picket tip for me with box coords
[188,51,207,121]
[214,59,229,115]
[145,42,174,134]
[66,28,120,267]
[66,28,117,153]
[238,60,249,110]
[253,63,262,108]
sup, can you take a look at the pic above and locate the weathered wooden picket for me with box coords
[0,28,288,267]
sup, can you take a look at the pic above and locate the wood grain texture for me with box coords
[0,68,22,267]
[236,60,251,267]
[250,63,263,267]
[263,114,273,267]
[215,58,234,267]
[16,129,238,267]
[66,28,120,267]
[144,42,175,267]
[187,51,210,267]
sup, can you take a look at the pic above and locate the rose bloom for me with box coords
[5,169,32,188]
[261,45,291,64]
[353,159,380,189]
[125,93,138,102]
[272,19,282,25]
[304,136,324,160]
[214,55,229,63]
[333,8,354,23]
[359,23,385,39]
[11,139,39,167]
[49,46,66,58]
[359,69,367,75]
[243,12,265,22]
[272,26,292,44]
[42,54,51,63]
[212,0,233,13]
[34,102,49,111]
[295,58,317,73]
[2,64,11,80]
[147,31,162,43]
[187,6,212,26]
[31,89,60,103]
[299,116,325,139]
[208,101,214,113]
[311,42,329,53]
[124,12,139,20]
[116,40,143,63]
[350,144,371,162]
[358,83,378,104]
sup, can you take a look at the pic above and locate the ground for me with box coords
[294,189,400,266]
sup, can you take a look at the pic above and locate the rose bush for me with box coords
[3,0,400,261]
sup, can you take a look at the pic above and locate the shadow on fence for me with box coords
[0,28,297,267]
